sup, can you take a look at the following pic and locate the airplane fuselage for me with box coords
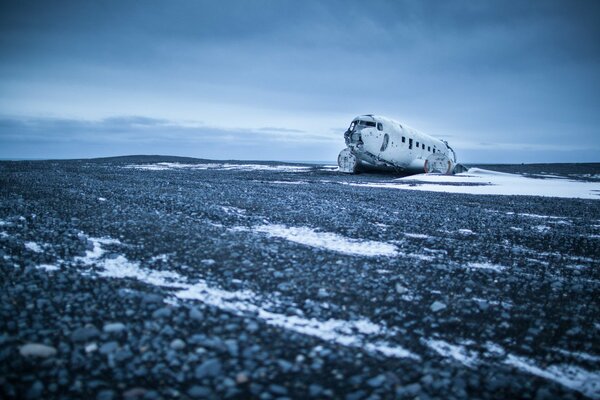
[338,114,458,174]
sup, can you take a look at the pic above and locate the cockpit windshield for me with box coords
[348,120,376,131]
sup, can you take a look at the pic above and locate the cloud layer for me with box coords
[1,0,599,162]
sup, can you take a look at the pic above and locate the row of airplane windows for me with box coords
[399,136,437,152]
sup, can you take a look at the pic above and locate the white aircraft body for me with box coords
[338,114,464,174]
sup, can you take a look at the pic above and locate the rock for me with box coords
[367,374,386,388]
[152,307,172,319]
[396,383,421,397]
[194,358,222,379]
[430,301,447,312]
[19,343,57,358]
[99,341,119,354]
[122,388,147,399]
[308,384,323,397]
[170,339,186,350]
[25,380,44,399]
[188,386,212,398]
[96,389,116,400]
[346,390,366,400]
[269,384,288,395]
[235,372,249,384]
[395,283,408,294]
[103,323,126,334]
[85,343,98,353]
[71,326,100,342]
[189,307,204,321]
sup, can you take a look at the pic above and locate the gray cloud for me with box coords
[0,0,599,162]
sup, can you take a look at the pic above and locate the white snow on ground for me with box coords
[269,181,308,185]
[425,339,479,368]
[253,224,399,257]
[73,236,418,360]
[506,212,568,220]
[220,206,247,216]
[458,229,475,235]
[24,241,43,253]
[124,162,311,173]
[554,348,600,363]
[36,264,59,271]
[404,233,431,239]
[505,354,600,399]
[347,168,600,200]
[466,262,506,272]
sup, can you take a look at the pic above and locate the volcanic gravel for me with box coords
[1,156,599,399]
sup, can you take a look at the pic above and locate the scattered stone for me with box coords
[99,341,119,355]
[170,339,186,350]
[85,343,98,353]
[19,343,57,358]
[71,326,100,342]
[103,322,126,334]
[194,358,222,379]
[122,387,147,399]
[395,283,408,294]
[430,301,447,313]
[188,385,212,398]
[96,389,116,400]
[152,307,172,319]
[25,380,44,399]
[189,307,204,321]
[269,384,288,395]
[235,372,249,385]
[396,383,421,397]
[367,374,386,388]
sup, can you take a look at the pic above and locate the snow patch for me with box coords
[404,233,431,239]
[269,180,308,185]
[505,354,600,398]
[253,224,398,257]
[24,241,43,253]
[425,339,479,368]
[466,262,506,272]
[349,168,600,200]
[36,264,59,271]
[125,162,311,173]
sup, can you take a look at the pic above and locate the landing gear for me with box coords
[337,148,358,174]
[424,153,454,174]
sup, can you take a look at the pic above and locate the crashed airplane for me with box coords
[338,114,466,175]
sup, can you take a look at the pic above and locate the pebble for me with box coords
[152,307,172,319]
[170,339,186,350]
[188,385,212,398]
[19,343,57,358]
[194,358,222,379]
[71,326,100,342]
[430,301,447,312]
[103,322,126,333]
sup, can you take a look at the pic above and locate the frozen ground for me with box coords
[0,156,599,399]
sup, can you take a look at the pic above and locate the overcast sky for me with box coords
[1,0,599,163]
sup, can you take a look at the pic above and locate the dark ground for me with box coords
[1,156,599,399]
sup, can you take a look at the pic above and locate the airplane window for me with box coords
[416,141,419,148]
[349,122,356,131]
[357,120,376,127]
[402,136,405,143]
[428,146,431,152]
[377,123,383,131]
[409,138,413,149]
[422,144,425,149]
